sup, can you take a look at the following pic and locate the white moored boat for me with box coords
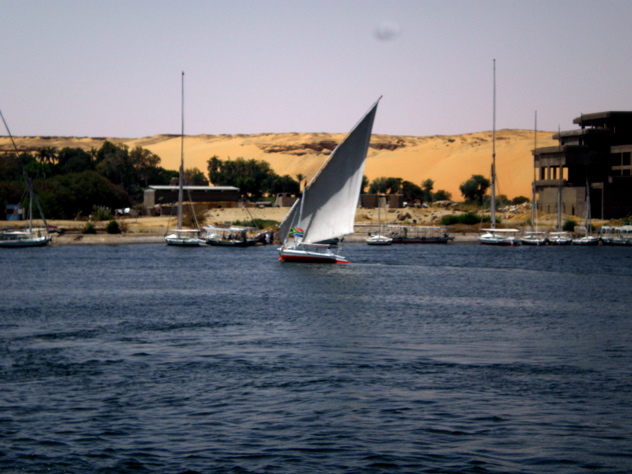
[278,99,380,263]
[520,231,548,246]
[548,231,573,246]
[600,225,632,246]
[366,195,392,246]
[479,228,521,246]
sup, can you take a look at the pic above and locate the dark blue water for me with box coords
[1,243,631,473]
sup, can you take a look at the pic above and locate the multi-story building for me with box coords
[533,111,632,220]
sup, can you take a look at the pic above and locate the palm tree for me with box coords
[37,146,57,165]
[296,173,305,191]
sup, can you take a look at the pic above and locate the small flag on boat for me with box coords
[290,227,304,237]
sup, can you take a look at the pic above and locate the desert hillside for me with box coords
[1,130,557,199]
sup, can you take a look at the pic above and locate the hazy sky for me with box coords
[2,1,631,138]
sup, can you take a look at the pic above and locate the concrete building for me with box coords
[534,111,632,220]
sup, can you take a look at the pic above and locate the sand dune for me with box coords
[1,130,557,199]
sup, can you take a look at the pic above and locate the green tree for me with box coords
[206,156,284,199]
[184,167,209,185]
[42,171,131,219]
[0,152,24,181]
[96,141,142,201]
[37,146,58,166]
[296,173,305,191]
[401,180,424,202]
[433,189,452,201]
[130,146,161,187]
[496,194,510,207]
[459,174,490,204]
[361,175,369,194]
[421,178,434,203]
[368,177,403,194]
[265,174,300,195]
[57,147,92,174]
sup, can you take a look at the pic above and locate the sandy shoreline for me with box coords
[3,204,596,246]
[46,231,481,246]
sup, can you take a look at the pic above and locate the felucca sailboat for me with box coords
[278,98,380,263]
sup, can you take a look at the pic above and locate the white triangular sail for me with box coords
[289,99,379,244]
[277,197,301,244]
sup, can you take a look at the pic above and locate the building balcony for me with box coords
[534,179,565,188]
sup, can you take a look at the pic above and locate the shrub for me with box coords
[106,220,121,234]
[512,196,530,205]
[440,212,489,226]
[563,218,578,232]
[82,223,97,234]
[433,189,452,201]
[233,218,280,229]
[91,205,113,221]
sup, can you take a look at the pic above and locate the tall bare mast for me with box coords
[177,71,185,230]
[490,59,496,229]
[531,111,537,231]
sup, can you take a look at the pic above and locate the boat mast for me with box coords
[177,71,185,231]
[377,194,382,234]
[490,59,496,229]
[556,124,562,232]
[531,111,537,232]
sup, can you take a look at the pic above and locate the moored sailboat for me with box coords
[572,181,599,246]
[366,195,392,245]
[478,60,520,246]
[165,72,205,247]
[0,109,52,248]
[521,111,548,246]
[278,98,380,263]
[548,178,572,246]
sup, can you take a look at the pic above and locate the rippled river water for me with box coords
[1,243,631,473]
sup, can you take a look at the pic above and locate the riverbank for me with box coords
[3,203,610,246]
